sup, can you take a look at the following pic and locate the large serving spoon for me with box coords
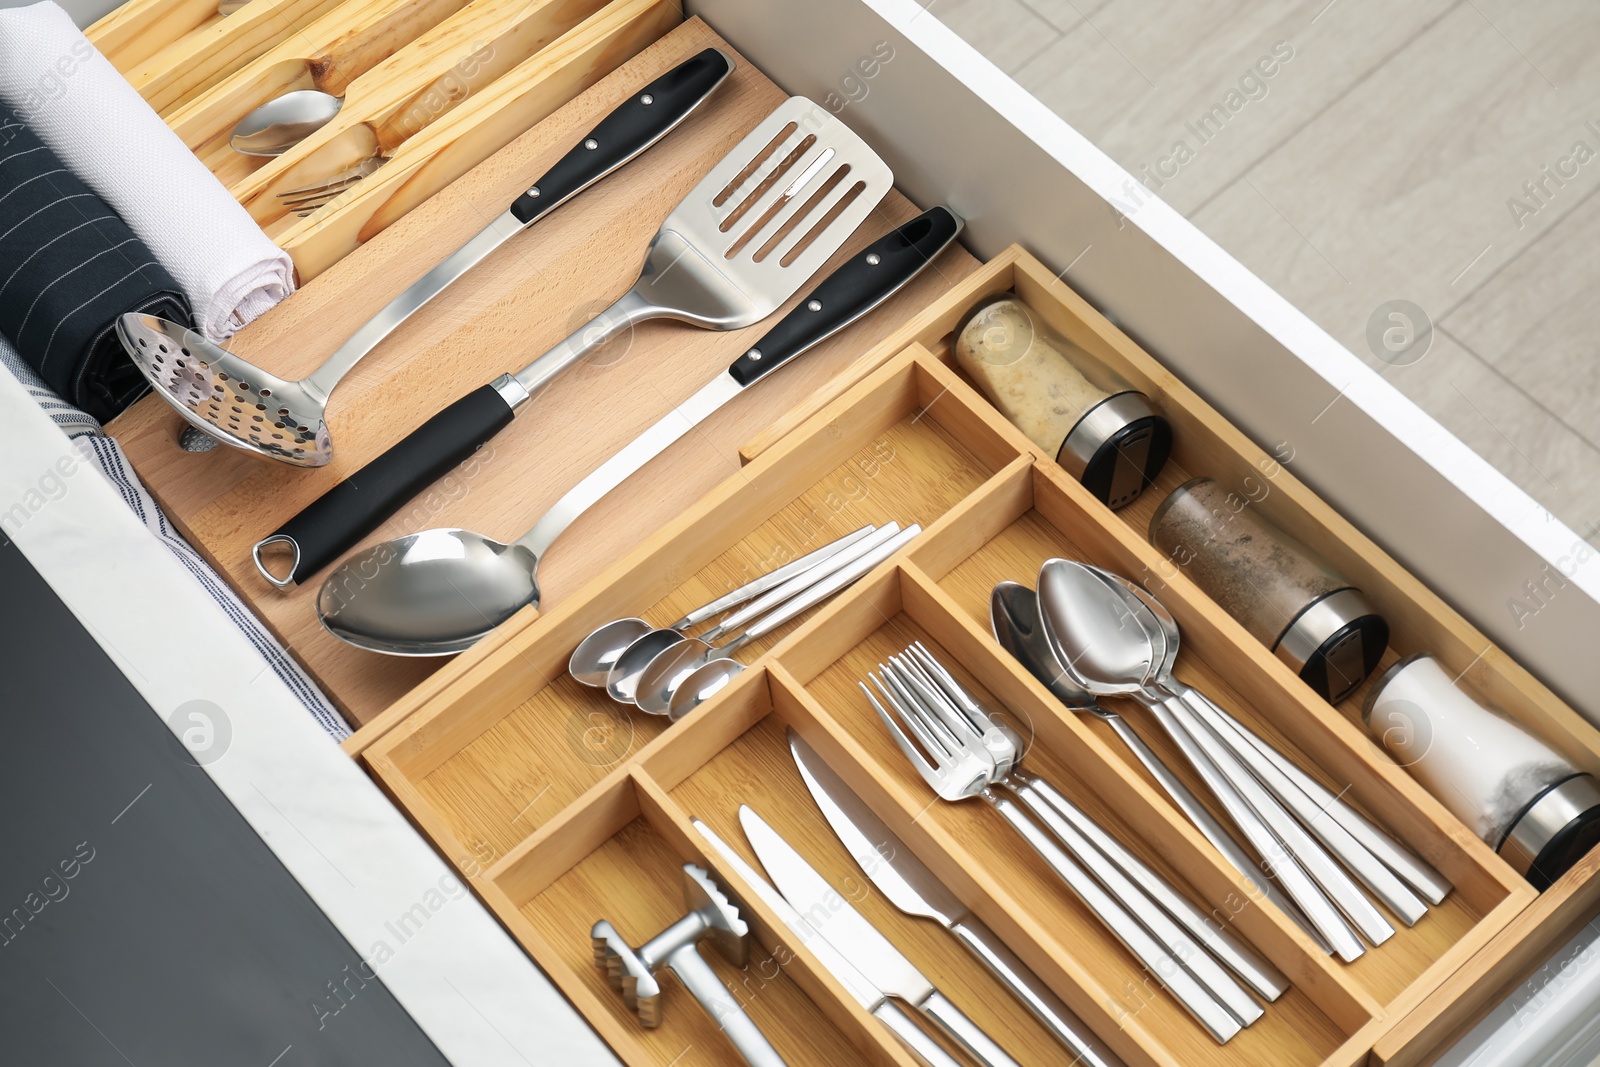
[314,208,957,655]
[1035,558,1367,961]
[1092,569,1440,922]
[988,580,1327,951]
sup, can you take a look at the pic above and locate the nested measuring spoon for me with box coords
[569,526,875,687]
[624,524,905,711]
[661,525,923,720]
[1035,558,1370,962]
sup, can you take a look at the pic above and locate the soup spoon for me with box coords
[1035,558,1367,961]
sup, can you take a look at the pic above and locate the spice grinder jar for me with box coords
[953,294,1171,509]
[1365,654,1600,890]
[1149,476,1388,703]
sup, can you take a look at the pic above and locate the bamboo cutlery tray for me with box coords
[358,344,1591,1066]
[91,0,678,281]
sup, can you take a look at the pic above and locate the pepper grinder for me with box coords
[953,294,1172,509]
[1365,655,1600,890]
[1149,477,1389,703]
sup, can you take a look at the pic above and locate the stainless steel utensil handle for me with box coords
[920,990,1024,1067]
[510,288,659,397]
[705,524,901,640]
[670,525,875,629]
[1002,782,1262,1027]
[738,526,920,640]
[873,1002,966,1067]
[1177,688,1430,925]
[1141,695,1365,962]
[1100,710,1331,954]
[663,943,789,1066]
[948,916,1125,1067]
[1160,696,1395,948]
[305,211,525,398]
[983,789,1241,1043]
[1014,771,1288,1002]
[1202,693,1452,905]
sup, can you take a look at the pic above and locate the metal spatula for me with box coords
[253,95,893,587]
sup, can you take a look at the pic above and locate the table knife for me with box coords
[741,805,1024,1067]
[788,730,1126,1067]
[692,819,965,1067]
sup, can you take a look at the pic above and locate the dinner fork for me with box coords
[276,157,387,215]
[864,661,1253,1043]
[884,647,1288,1004]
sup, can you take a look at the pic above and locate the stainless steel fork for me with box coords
[864,655,1258,1044]
[275,157,387,215]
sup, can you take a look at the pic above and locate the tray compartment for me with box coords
[898,439,1531,1013]
[89,0,349,113]
[481,764,899,1066]
[758,562,1374,1067]
[362,352,1025,867]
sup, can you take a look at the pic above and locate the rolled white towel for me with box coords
[0,1,295,341]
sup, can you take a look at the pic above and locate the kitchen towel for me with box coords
[0,103,190,421]
[0,2,295,342]
[0,330,349,741]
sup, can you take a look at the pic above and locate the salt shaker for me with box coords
[1149,477,1388,703]
[1365,654,1600,890]
[953,294,1171,509]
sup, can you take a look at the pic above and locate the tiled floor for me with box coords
[931,0,1600,547]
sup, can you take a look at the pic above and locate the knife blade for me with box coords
[740,806,1024,1067]
[691,819,965,1067]
[788,730,1126,1067]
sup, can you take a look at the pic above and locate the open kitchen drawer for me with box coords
[81,0,1600,1062]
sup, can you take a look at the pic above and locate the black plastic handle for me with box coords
[256,385,516,586]
[727,207,964,387]
[509,48,735,226]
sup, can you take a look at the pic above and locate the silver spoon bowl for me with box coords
[570,619,654,686]
[667,659,745,720]
[230,89,344,156]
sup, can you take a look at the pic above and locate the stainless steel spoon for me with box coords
[568,525,874,686]
[664,525,922,721]
[988,580,1329,952]
[607,525,899,704]
[1036,558,1368,961]
[230,89,344,156]
[1091,569,1437,924]
[632,524,907,713]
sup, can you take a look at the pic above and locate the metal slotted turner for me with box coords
[252,95,893,588]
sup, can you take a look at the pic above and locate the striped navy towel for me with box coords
[0,101,191,422]
[0,332,349,741]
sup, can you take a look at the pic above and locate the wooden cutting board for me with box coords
[109,18,980,726]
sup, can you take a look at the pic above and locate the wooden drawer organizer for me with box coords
[90,0,676,282]
[360,338,1592,1066]
[107,20,980,727]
